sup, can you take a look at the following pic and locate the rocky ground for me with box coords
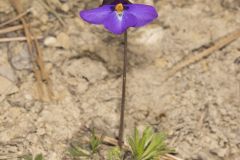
[0,0,240,160]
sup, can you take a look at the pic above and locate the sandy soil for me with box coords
[0,0,240,160]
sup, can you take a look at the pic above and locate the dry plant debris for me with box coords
[0,0,53,101]
[38,0,66,27]
[165,28,240,80]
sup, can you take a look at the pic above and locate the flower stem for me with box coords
[118,31,128,148]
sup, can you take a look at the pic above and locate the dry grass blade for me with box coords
[165,28,240,80]
[32,33,54,98]
[0,22,38,35]
[0,24,24,34]
[9,0,53,100]
[0,36,42,42]
[9,0,44,99]
[0,8,31,28]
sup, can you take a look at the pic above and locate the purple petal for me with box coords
[80,5,113,24]
[125,4,158,27]
[103,11,137,34]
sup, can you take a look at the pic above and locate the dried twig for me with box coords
[0,22,38,34]
[9,0,44,99]
[9,0,53,100]
[0,36,42,42]
[32,33,54,98]
[0,24,24,34]
[0,8,31,28]
[165,28,240,80]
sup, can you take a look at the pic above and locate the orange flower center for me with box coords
[115,3,124,13]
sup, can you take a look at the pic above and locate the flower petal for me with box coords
[104,11,137,34]
[125,4,158,27]
[80,5,113,24]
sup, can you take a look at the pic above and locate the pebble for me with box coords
[56,32,70,49]
[61,4,70,12]
[44,33,70,49]
[44,36,59,47]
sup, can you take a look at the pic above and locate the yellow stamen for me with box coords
[115,3,124,13]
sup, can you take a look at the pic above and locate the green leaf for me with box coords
[127,127,171,160]
[89,131,102,154]
[68,145,90,157]
[107,147,122,160]
[34,154,43,160]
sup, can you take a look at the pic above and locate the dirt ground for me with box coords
[0,0,240,160]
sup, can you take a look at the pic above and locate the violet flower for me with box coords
[80,0,158,34]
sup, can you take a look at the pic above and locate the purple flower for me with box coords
[80,0,158,34]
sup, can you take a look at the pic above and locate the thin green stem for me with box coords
[118,31,128,148]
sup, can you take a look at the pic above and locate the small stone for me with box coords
[44,36,59,47]
[56,32,70,49]
[61,4,70,12]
